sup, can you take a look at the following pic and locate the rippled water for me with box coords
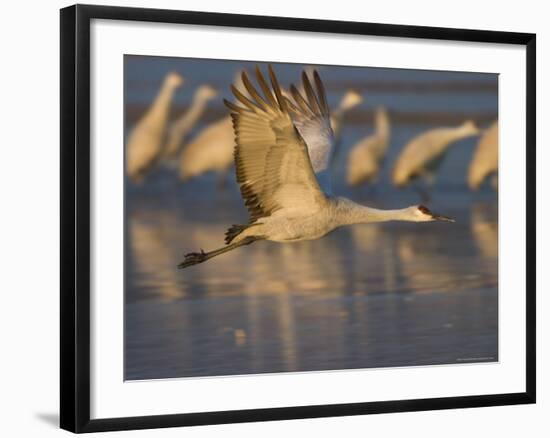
[124,58,498,380]
[125,182,498,380]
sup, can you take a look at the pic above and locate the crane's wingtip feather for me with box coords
[223,98,243,113]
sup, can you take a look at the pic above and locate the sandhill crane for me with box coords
[467,120,498,191]
[331,89,363,138]
[392,120,480,198]
[178,72,246,183]
[179,116,235,183]
[163,85,218,159]
[178,66,453,269]
[126,71,183,182]
[327,89,364,168]
[346,107,390,186]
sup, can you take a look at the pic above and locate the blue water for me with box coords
[124,56,498,380]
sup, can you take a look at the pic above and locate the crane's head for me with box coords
[460,119,480,136]
[196,84,218,101]
[411,205,455,222]
[339,89,363,112]
[165,71,184,89]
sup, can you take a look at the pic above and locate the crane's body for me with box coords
[347,107,390,186]
[230,198,435,244]
[178,116,235,181]
[392,121,480,189]
[179,66,453,269]
[468,120,498,190]
[163,85,218,159]
[178,73,247,182]
[126,72,183,182]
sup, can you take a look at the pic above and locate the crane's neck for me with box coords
[375,112,390,141]
[449,124,478,142]
[173,92,210,132]
[332,102,350,122]
[334,198,415,225]
[146,82,178,122]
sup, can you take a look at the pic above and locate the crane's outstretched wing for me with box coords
[225,66,328,224]
[287,70,336,194]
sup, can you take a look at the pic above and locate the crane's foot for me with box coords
[178,249,207,269]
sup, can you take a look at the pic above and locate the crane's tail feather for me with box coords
[178,236,259,269]
[225,224,248,244]
[224,223,261,244]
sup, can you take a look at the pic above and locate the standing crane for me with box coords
[162,84,218,159]
[331,89,363,138]
[346,106,390,186]
[126,71,183,182]
[467,120,498,191]
[178,116,234,184]
[391,120,480,199]
[178,72,245,184]
[178,66,453,269]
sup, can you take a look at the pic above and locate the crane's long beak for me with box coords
[432,213,455,223]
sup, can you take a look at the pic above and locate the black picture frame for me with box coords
[60,4,536,433]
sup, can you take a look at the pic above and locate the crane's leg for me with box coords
[178,236,259,269]
[414,174,434,203]
[413,184,430,202]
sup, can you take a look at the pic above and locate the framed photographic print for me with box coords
[60,4,536,433]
